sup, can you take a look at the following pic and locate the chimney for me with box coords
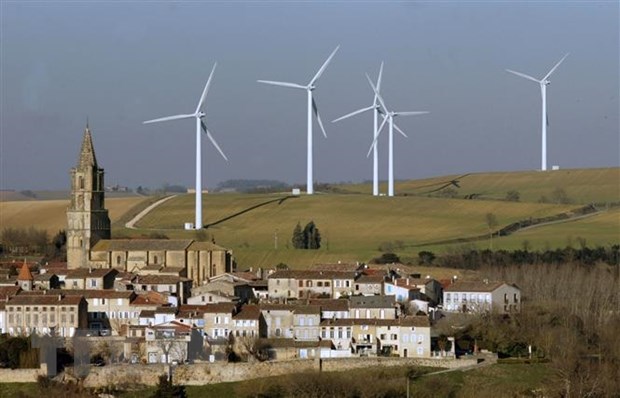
[406,278,409,286]
[58,294,62,301]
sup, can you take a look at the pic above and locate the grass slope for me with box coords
[0,197,147,235]
[338,167,620,204]
[133,193,576,268]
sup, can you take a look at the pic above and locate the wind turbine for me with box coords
[258,46,340,195]
[506,53,569,171]
[365,74,429,197]
[143,63,228,230]
[333,62,389,196]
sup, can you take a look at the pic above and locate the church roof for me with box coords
[17,262,34,281]
[78,125,98,169]
[187,241,227,252]
[91,239,194,252]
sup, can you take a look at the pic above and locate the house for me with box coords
[308,298,349,320]
[133,274,192,305]
[260,303,296,338]
[139,306,177,326]
[203,303,237,340]
[443,280,521,314]
[349,295,398,319]
[64,268,118,290]
[34,273,60,290]
[194,280,254,302]
[176,305,208,330]
[293,305,321,341]
[5,293,88,337]
[353,273,385,296]
[383,279,421,302]
[187,290,238,305]
[267,270,357,300]
[144,320,204,364]
[55,289,137,333]
[232,304,265,338]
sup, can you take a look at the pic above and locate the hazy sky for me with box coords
[1,1,618,190]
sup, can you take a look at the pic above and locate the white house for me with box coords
[443,280,521,314]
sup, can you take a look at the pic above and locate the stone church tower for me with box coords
[67,125,111,269]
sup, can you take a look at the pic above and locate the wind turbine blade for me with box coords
[366,74,389,112]
[546,112,549,127]
[312,97,327,138]
[393,123,408,138]
[394,111,430,116]
[143,114,195,124]
[196,63,217,113]
[505,69,540,83]
[376,61,384,93]
[543,53,569,81]
[366,115,389,157]
[201,121,228,161]
[309,45,340,86]
[332,105,376,123]
[257,80,307,90]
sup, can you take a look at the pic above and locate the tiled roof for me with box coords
[66,268,118,279]
[259,303,299,312]
[308,298,349,312]
[355,274,385,284]
[187,241,227,252]
[131,291,169,306]
[444,281,513,293]
[17,263,34,281]
[91,239,193,252]
[350,295,396,308]
[7,294,84,306]
[234,304,261,320]
[177,305,211,318]
[310,263,364,272]
[268,270,357,280]
[294,305,321,315]
[320,316,430,328]
[0,286,21,300]
[48,289,134,299]
[203,303,237,314]
[135,275,190,284]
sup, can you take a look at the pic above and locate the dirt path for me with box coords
[125,195,178,229]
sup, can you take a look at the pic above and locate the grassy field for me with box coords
[130,192,579,268]
[0,197,148,235]
[338,167,620,204]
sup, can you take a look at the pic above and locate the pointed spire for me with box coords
[17,261,33,281]
[78,122,98,168]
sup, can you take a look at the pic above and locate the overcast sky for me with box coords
[1,1,618,191]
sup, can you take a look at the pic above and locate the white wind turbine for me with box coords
[506,53,569,171]
[333,62,388,196]
[365,74,429,197]
[258,46,340,195]
[143,63,228,230]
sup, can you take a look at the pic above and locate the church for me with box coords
[66,125,233,286]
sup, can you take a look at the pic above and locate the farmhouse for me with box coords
[443,280,521,314]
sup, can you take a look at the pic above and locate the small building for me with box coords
[443,280,521,314]
[64,268,118,290]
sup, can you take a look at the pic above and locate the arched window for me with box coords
[79,176,84,189]
[153,256,158,265]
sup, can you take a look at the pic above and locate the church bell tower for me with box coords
[66,124,111,269]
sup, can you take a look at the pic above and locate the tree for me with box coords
[150,374,187,398]
[303,221,321,249]
[485,213,498,250]
[550,187,570,204]
[418,251,436,265]
[505,190,520,202]
[292,222,304,249]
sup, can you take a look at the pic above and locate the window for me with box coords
[345,281,350,287]
[79,176,84,189]
[325,281,330,287]
[299,317,305,326]
[153,255,158,264]
[215,316,221,324]
[417,347,423,355]
[298,280,303,287]
[307,281,312,287]
[317,281,323,287]
[90,279,97,288]
[116,256,121,266]
[403,334,409,343]
[418,335,424,342]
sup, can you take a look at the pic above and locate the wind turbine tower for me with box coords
[365,75,429,197]
[333,62,386,196]
[506,53,569,171]
[258,46,340,195]
[143,63,228,230]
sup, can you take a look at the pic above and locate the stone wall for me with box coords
[80,357,478,388]
[0,368,42,383]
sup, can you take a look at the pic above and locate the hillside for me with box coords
[337,167,620,204]
[0,197,148,234]
[128,168,618,268]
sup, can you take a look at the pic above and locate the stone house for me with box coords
[267,270,358,300]
[353,273,385,296]
[5,293,88,337]
[259,303,296,338]
[308,298,350,320]
[232,304,265,338]
[187,290,238,305]
[145,320,204,364]
[133,274,192,305]
[293,305,321,341]
[56,289,136,333]
[64,268,118,290]
[443,281,521,314]
[349,295,398,319]
[203,303,237,340]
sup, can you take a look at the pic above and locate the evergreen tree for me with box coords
[292,222,305,249]
[303,221,321,250]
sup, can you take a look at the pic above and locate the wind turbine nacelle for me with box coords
[544,80,551,86]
